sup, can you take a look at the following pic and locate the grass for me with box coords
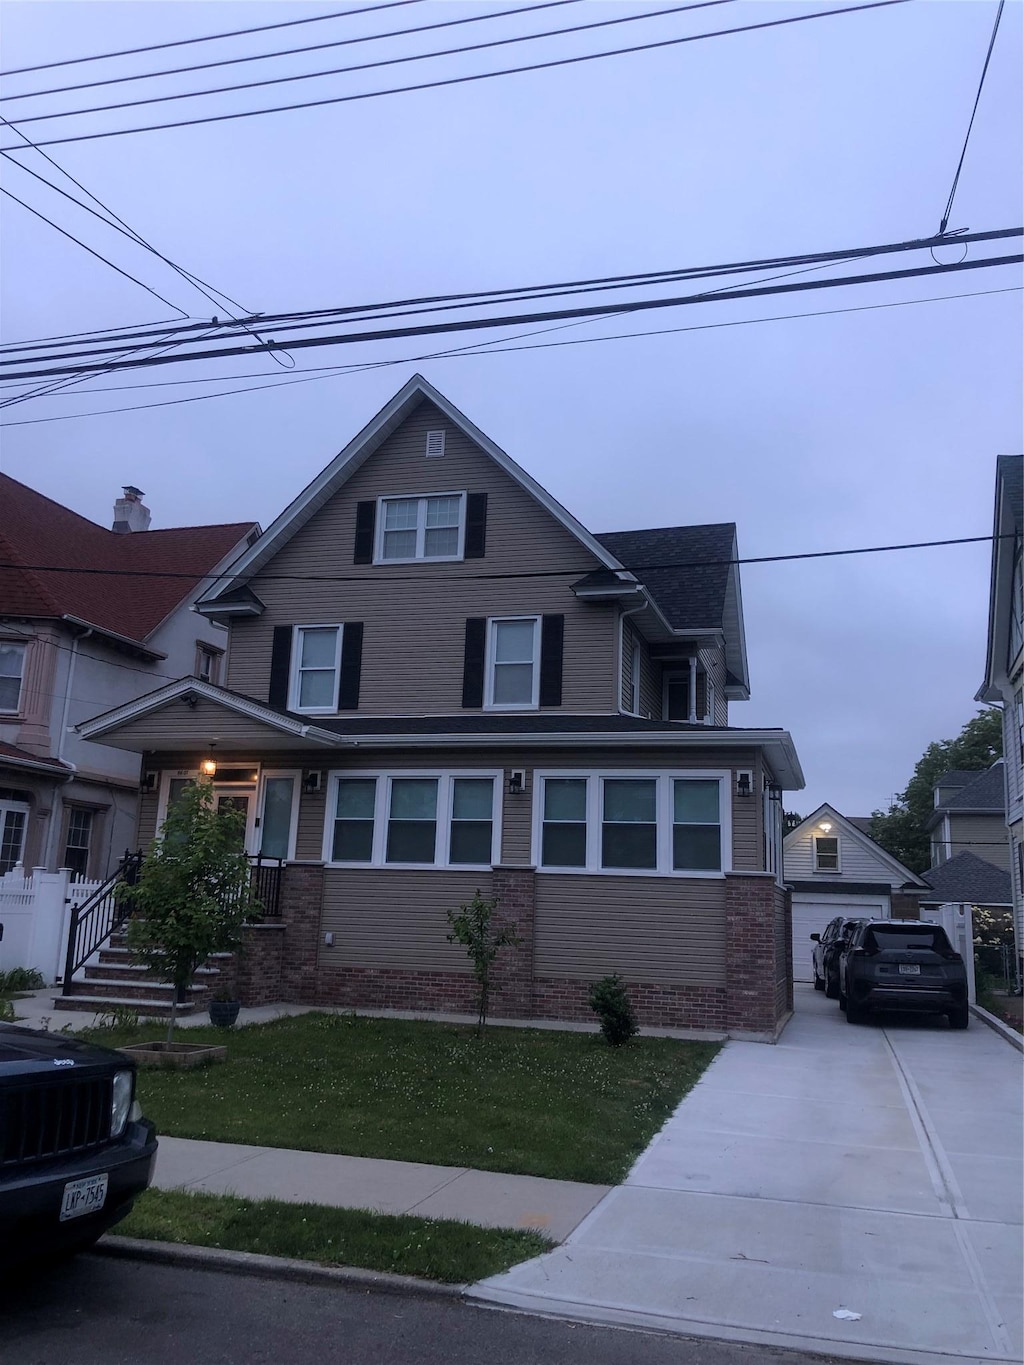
[83,1012,720,1184]
[116,1188,551,1283]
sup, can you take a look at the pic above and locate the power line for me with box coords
[0,0,426,78]
[0,183,189,316]
[4,250,1020,383]
[0,535,1009,589]
[4,0,587,101]
[0,0,913,152]
[1,284,1017,427]
[8,1,735,127]
[939,0,1006,235]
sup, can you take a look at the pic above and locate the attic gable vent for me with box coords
[425,430,445,458]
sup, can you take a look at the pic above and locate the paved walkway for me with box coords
[470,986,1024,1365]
[151,1135,608,1243]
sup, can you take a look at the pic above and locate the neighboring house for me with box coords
[925,762,1011,873]
[783,803,928,982]
[976,454,1024,974]
[0,476,258,880]
[920,851,1012,913]
[76,374,804,1039]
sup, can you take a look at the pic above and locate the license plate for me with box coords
[899,964,921,976]
[60,1174,108,1222]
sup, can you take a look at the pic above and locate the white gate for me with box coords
[0,867,103,984]
[918,902,976,1004]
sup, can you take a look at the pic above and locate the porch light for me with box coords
[201,754,217,777]
[735,771,752,798]
[819,820,832,833]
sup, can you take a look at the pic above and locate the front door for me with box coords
[214,789,258,852]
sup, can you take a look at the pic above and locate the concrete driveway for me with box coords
[471,986,1023,1365]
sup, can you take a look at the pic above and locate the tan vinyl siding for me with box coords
[320,868,489,971]
[732,752,761,870]
[137,788,159,847]
[92,699,303,751]
[535,875,726,984]
[947,813,1011,872]
[637,642,661,720]
[620,621,635,712]
[699,644,728,726]
[227,400,619,714]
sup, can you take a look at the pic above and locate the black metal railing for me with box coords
[61,849,142,993]
[249,854,284,917]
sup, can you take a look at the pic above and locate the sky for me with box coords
[1,0,1021,818]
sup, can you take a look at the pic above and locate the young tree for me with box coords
[446,891,520,1035]
[119,780,257,1043]
[870,709,1003,873]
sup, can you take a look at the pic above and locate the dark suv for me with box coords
[810,917,865,999]
[0,1024,157,1264]
[839,920,969,1028]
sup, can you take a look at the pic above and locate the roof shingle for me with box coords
[595,523,734,630]
[922,851,1012,905]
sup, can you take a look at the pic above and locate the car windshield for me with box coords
[865,926,952,953]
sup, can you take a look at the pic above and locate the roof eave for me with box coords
[60,615,166,661]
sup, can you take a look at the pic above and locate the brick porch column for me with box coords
[490,864,536,1017]
[725,872,790,1037]
[278,862,325,1004]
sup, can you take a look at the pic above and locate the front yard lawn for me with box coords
[86,1013,720,1184]
[115,1188,552,1283]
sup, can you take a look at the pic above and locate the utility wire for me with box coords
[7,1,735,127]
[939,0,1006,235]
[5,226,1014,361]
[0,183,190,316]
[4,251,1020,383]
[0,0,426,78]
[1,286,1017,425]
[3,0,586,101]
[0,0,913,152]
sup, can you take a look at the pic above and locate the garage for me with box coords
[790,894,888,982]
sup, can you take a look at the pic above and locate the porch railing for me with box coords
[61,849,142,992]
[249,854,284,917]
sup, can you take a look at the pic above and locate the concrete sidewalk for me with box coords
[150,1135,608,1243]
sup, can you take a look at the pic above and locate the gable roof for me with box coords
[921,851,1012,906]
[197,374,621,610]
[932,763,1005,815]
[783,802,929,887]
[977,453,1023,700]
[0,474,257,649]
[595,524,734,631]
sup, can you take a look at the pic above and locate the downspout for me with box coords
[42,628,90,870]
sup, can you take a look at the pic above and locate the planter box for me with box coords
[119,1042,227,1070]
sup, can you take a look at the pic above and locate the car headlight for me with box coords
[111,1069,134,1138]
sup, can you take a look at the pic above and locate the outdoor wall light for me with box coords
[507,770,526,796]
[819,820,832,833]
[303,770,323,795]
[735,770,753,798]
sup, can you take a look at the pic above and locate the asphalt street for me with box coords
[0,1255,848,1365]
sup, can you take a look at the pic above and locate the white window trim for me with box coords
[195,640,224,685]
[484,616,541,711]
[156,768,261,853]
[373,491,466,565]
[322,769,502,870]
[813,833,842,874]
[531,770,731,878]
[257,768,301,862]
[0,797,30,871]
[288,624,344,715]
[0,639,27,716]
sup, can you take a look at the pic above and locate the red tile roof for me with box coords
[0,474,256,647]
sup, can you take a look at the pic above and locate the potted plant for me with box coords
[209,990,241,1029]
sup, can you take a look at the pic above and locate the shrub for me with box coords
[0,967,45,993]
[589,974,638,1046]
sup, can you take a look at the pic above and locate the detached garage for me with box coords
[784,806,928,983]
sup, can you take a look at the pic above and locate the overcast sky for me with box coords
[1,0,1021,817]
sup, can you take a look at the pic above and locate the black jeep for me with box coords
[0,1024,157,1264]
[839,920,969,1028]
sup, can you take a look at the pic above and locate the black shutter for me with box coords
[269,626,292,709]
[462,617,486,708]
[354,501,376,564]
[539,614,564,708]
[338,622,364,710]
[464,492,488,559]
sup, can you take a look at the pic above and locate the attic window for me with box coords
[814,834,840,872]
[425,430,446,458]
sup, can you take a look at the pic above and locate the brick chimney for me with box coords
[112,485,151,533]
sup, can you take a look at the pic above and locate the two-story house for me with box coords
[976,454,1023,978]
[76,376,804,1039]
[926,764,1011,873]
[0,475,258,880]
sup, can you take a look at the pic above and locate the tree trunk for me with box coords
[166,991,178,1046]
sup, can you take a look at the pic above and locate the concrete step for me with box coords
[53,994,201,1018]
[63,977,209,1004]
[86,962,220,985]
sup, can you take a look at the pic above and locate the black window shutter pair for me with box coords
[268,624,364,711]
[353,494,487,563]
[461,614,563,709]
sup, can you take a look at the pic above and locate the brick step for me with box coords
[53,993,202,1018]
[86,962,220,986]
[62,978,209,1004]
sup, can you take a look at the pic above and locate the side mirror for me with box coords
[809,933,820,942]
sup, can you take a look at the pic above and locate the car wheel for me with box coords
[825,969,839,1000]
[947,1004,969,1030]
[813,969,825,992]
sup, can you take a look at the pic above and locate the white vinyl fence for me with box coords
[918,901,977,1004]
[0,867,102,984]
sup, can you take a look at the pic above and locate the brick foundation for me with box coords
[227,924,285,1007]
[725,873,791,1037]
[278,862,324,1003]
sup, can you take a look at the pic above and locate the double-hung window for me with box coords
[486,617,540,708]
[289,626,342,713]
[378,494,464,562]
[814,835,840,872]
[537,772,729,875]
[327,772,498,867]
[0,641,26,714]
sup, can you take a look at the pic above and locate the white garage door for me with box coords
[791,896,888,982]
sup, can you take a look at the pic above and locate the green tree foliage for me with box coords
[870,709,1003,874]
[119,780,257,1042]
[446,891,520,1034]
[588,974,639,1046]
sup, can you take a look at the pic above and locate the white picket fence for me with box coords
[919,901,977,1003]
[0,866,103,985]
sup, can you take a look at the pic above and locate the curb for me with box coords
[970,1002,1024,1052]
[94,1235,467,1299]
